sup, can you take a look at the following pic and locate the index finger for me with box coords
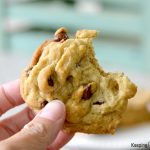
[0,79,24,116]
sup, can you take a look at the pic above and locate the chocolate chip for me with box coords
[82,85,92,100]
[93,101,104,105]
[54,32,69,42]
[41,100,48,108]
[66,75,73,82]
[48,77,54,86]
[25,67,33,77]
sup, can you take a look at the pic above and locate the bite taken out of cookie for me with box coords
[20,27,137,134]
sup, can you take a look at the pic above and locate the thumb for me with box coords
[0,100,66,150]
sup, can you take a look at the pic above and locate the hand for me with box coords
[0,80,74,150]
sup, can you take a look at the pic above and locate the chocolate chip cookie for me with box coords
[120,90,150,126]
[20,27,137,134]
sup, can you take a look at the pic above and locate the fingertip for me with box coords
[37,100,66,122]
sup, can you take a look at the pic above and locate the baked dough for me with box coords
[20,27,137,134]
[120,90,150,126]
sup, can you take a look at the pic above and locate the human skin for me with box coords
[0,80,74,150]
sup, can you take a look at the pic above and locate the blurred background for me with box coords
[0,0,150,149]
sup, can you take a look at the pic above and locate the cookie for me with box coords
[20,27,137,134]
[120,90,150,126]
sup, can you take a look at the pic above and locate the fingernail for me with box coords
[38,100,65,121]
